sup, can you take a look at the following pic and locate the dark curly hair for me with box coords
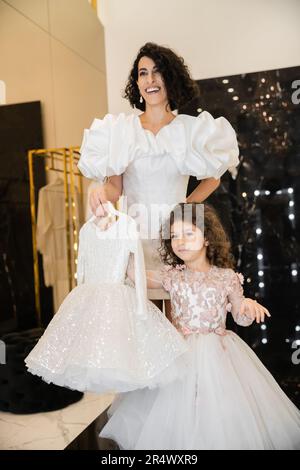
[123,42,200,111]
[159,202,235,269]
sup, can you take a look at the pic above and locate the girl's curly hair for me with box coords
[123,42,200,111]
[159,202,235,269]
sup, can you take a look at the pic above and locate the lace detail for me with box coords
[162,265,253,336]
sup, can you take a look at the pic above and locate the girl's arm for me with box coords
[126,255,163,289]
[146,270,164,289]
[228,271,270,325]
[227,272,253,327]
[186,177,220,203]
[240,298,271,324]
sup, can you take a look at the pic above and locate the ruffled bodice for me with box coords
[161,265,253,336]
[78,111,239,182]
[78,112,239,237]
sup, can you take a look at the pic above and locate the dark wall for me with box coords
[180,66,300,405]
[0,101,53,333]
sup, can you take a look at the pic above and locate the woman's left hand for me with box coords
[240,298,271,323]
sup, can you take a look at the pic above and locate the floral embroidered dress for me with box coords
[100,265,300,450]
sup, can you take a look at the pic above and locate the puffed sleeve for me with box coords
[226,270,253,327]
[179,111,239,180]
[78,113,132,181]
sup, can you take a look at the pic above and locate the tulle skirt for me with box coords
[101,330,300,450]
[25,283,187,393]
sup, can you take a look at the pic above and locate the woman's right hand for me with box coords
[89,175,123,216]
[89,186,107,216]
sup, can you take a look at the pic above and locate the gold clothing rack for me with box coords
[28,147,83,326]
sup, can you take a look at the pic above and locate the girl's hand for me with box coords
[240,298,271,323]
[89,186,107,216]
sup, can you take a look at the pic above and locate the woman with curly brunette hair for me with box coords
[78,42,239,314]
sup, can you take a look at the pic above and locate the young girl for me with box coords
[100,203,300,450]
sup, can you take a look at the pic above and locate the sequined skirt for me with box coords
[25,282,187,393]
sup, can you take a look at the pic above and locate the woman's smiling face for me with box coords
[136,56,168,107]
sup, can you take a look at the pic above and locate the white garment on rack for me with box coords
[36,177,83,309]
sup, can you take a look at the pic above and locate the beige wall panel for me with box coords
[51,37,107,148]
[0,0,56,147]
[49,0,105,73]
[4,0,49,31]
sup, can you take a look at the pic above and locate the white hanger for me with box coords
[102,201,122,217]
[89,201,123,226]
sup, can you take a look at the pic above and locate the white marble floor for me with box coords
[0,392,115,450]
